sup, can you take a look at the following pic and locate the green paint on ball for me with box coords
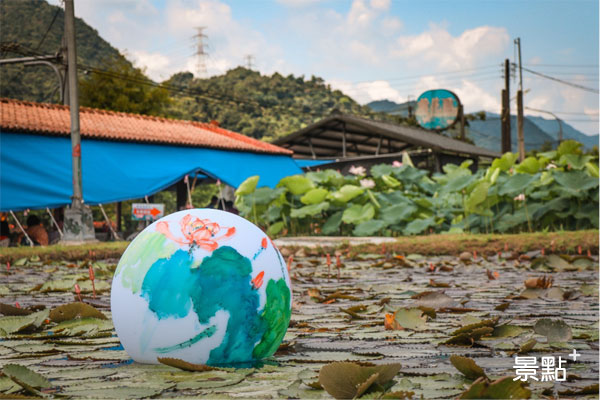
[138,245,291,365]
[116,230,176,294]
[253,278,292,359]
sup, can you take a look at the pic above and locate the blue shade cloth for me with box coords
[294,159,334,169]
[0,132,302,211]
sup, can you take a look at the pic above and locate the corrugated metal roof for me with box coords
[274,113,501,159]
[0,98,292,155]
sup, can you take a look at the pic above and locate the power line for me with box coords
[525,110,598,116]
[520,65,599,94]
[524,64,599,68]
[11,46,344,121]
[383,72,501,90]
[34,6,61,51]
[351,64,498,84]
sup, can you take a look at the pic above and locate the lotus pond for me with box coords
[0,240,598,399]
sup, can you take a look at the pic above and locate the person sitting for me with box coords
[24,215,49,246]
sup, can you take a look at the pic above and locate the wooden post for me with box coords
[176,180,187,210]
[516,90,525,161]
[115,202,122,233]
[500,59,512,154]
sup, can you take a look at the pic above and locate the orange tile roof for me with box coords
[0,98,292,155]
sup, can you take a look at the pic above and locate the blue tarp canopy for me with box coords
[1,132,303,211]
[294,159,334,169]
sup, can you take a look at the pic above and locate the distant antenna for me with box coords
[194,26,208,77]
[244,54,255,70]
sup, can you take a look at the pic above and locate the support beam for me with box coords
[307,137,316,159]
[176,180,187,211]
[115,202,122,233]
[342,122,347,158]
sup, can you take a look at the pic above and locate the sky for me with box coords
[50,0,599,135]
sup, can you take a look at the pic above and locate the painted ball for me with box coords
[111,209,292,366]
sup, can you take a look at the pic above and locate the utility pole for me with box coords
[194,27,208,78]
[62,0,95,243]
[60,36,69,105]
[501,59,512,154]
[515,38,525,160]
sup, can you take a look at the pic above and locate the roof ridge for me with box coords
[190,120,283,151]
[0,97,292,155]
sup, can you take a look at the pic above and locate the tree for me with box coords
[79,57,170,116]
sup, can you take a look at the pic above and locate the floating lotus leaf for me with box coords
[450,355,487,380]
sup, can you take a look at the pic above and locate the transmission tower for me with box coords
[193,26,208,77]
[244,54,255,70]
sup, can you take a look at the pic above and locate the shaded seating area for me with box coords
[274,112,501,173]
[0,98,302,240]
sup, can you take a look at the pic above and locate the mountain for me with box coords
[0,0,128,103]
[163,69,384,140]
[468,113,598,152]
[467,113,556,153]
[367,99,416,118]
[0,0,410,140]
[367,100,597,152]
[528,116,598,150]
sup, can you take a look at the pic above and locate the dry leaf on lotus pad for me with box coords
[450,355,487,380]
[49,302,107,322]
[459,376,531,399]
[319,362,402,399]
[2,364,53,394]
[157,357,220,372]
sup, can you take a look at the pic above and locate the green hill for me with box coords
[163,69,393,140]
[0,0,127,103]
[0,0,412,140]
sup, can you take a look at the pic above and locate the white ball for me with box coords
[111,209,292,366]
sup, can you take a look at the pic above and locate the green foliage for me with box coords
[1,2,415,139]
[1,0,125,103]
[163,67,412,140]
[278,175,313,196]
[80,57,170,116]
[235,145,599,236]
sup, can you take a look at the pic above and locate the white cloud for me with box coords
[164,0,281,78]
[381,17,403,35]
[528,56,543,65]
[584,107,599,117]
[370,0,390,10]
[108,11,126,24]
[329,79,405,104]
[454,80,501,112]
[392,25,510,70]
[131,51,171,80]
[275,0,322,6]
[347,0,375,28]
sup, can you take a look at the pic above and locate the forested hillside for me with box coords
[163,68,391,140]
[0,0,413,140]
[0,0,126,103]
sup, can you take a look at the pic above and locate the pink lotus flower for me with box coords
[392,161,403,167]
[513,193,525,201]
[349,165,367,176]
[360,179,375,188]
